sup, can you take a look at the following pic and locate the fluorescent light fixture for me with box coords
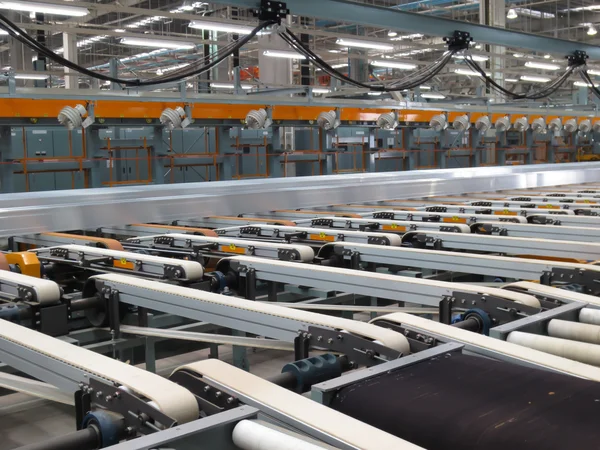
[114,29,126,33]
[514,7,555,19]
[390,33,423,41]
[562,5,600,12]
[387,30,398,37]
[544,54,551,59]
[14,73,49,80]
[331,63,348,69]
[156,63,191,74]
[513,53,523,58]
[312,88,331,94]
[371,60,417,70]
[505,78,519,82]
[574,81,592,87]
[0,1,89,16]
[328,49,342,54]
[368,92,382,96]
[588,70,600,76]
[524,61,560,70]
[336,38,394,51]
[507,8,517,19]
[189,20,255,34]
[0,30,7,35]
[210,83,253,90]
[589,26,598,36]
[455,54,489,62]
[454,68,489,77]
[120,37,194,50]
[263,50,306,59]
[520,75,551,83]
[419,85,432,90]
[421,93,445,99]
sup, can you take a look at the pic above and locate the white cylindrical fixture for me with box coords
[548,118,562,132]
[507,331,600,366]
[593,121,600,134]
[531,117,546,133]
[452,114,470,132]
[494,116,510,132]
[548,319,600,345]
[513,116,528,132]
[475,116,491,133]
[246,108,268,129]
[564,118,577,133]
[232,420,327,450]
[429,114,447,132]
[579,119,592,133]
[57,104,87,130]
[377,112,397,130]
[579,308,600,326]
[317,110,339,130]
[160,106,186,130]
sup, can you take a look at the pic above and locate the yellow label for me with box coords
[442,217,467,224]
[120,258,127,265]
[538,205,559,209]
[113,258,134,270]
[382,224,406,232]
[221,244,246,254]
[309,233,335,242]
[577,200,596,204]
[495,210,517,216]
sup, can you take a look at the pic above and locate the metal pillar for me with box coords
[480,0,505,97]
[258,30,293,85]
[63,33,79,90]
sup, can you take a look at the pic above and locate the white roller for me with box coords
[494,115,510,132]
[579,119,592,133]
[548,319,600,345]
[93,273,410,354]
[0,319,199,424]
[233,420,327,450]
[0,270,61,305]
[131,234,315,263]
[564,118,577,133]
[580,308,600,326]
[44,244,204,280]
[507,331,600,367]
[177,359,424,450]
[372,312,600,381]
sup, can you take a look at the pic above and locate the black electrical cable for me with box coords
[0,12,275,86]
[580,70,600,100]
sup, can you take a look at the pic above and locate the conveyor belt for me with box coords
[226,256,541,308]
[361,210,529,224]
[402,230,600,260]
[175,359,423,450]
[125,234,315,262]
[300,216,471,233]
[98,223,218,238]
[87,273,410,354]
[31,244,204,280]
[215,224,402,246]
[371,312,600,380]
[0,318,199,424]
[329,351,600,450]
[176,216,297,228]
[471,221,600,243]
[0,270,61,304]
[13,233,124,250]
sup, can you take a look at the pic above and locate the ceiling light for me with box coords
[419,85,432,90]
[0,30,7,35]
[371,60,417,70]
[312,88,331,94]
[588,26,598,36]
[562,5,600,12]
[454,68,489,77]
[455,54,489,62]
[505,78,519,82]
[336,38,394,51]
[520,75,551,83]
[210,83,253,90]
[474,44,482,50]
[114,29,126,33]
[390,33,424,41]
[263,50,306,59]
[120,37,194,50]
[14,73,49,80]
[331,63,348,69]
[0,1,88,16]
[524,61,560,70]
[514,7,555,19]
[507,8,518,19]
[368,92,382,96]
[189,20,255,34]
[588,70,600,76]
[574,81,593,87]
[421,93,445,99]
[543,54,551,59]
[513,53,523,58]
[387,30,398,37]
[328,49,342,53]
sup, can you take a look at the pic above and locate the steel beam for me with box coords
[209,0,600,59]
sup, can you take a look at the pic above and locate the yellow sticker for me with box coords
[120,258,127,265]
[229,243,236,250]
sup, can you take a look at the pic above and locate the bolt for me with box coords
[105,395,113,402]
[204,386,211,393]
[96,391,103,398]
[317,336,323,342]
[215,391,222,398]
[114,391,121,399]
[337,334,343,340]
[327,338,334,344]
[227,397,234,404]
[125,426,135,435]
[174,270,181,278]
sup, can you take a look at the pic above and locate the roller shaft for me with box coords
[14,427,100,450]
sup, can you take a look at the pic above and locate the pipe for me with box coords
[507,331,600,367]
[579,308,600,326]
[232,420,327,450]
[548,319,600,345]
[15,427,100,450]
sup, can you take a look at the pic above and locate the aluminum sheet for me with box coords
[0,163,599,237]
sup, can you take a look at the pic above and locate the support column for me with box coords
[63,33,79,90]
[348,28,368,83]
[258,33,293,85]
[10,34,34,87]
[480,0,505,96]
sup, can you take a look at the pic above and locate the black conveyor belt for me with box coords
[329,352,600,450]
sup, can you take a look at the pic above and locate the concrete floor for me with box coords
[0,346,293,450]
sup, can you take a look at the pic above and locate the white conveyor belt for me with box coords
[371,312,600,381]
[233,420,328,450]
[34,244,204,280]
[176,359,424,450]
[0,319,199,424]
[503,282,600,308]
[547,320,600,345]
[127,234,315,262]
[507,332,600,367]
[0,270,61,305]
[91,273,410,354]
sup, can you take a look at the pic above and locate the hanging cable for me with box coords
[0,12,276,87]
[580,70,600,100]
